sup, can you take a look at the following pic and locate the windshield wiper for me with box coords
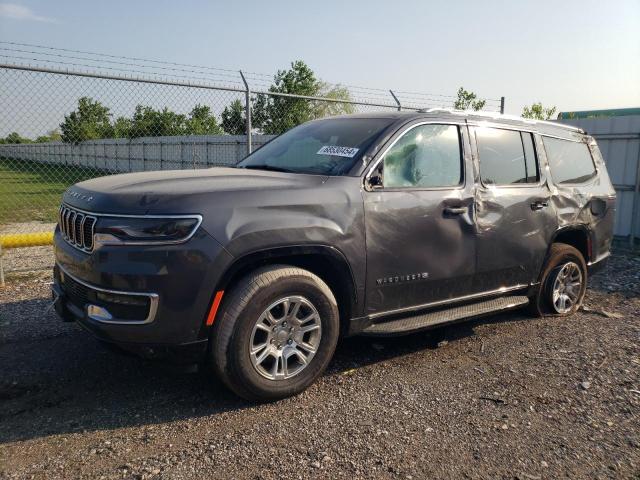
[240,164,298,173]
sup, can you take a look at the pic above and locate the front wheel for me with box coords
[209,265,339,402]
[529,243,587,317]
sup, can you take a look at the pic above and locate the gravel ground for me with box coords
[0,253,639,479]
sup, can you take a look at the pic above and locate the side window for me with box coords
[382,124,462,189]
[542,137,596,184]
[476,128,539,185]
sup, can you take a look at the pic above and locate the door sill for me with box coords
[368,284,529,320]
[362,295,529,336]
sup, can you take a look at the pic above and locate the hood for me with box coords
[62,167,329,215]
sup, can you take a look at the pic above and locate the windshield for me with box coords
[237,118,392,175]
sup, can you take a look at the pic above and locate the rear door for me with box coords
[470,125,557,290]
[363,122,477,316]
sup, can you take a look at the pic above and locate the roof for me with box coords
[327,109,584,136]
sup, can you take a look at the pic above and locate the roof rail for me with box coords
[418,108,584,133]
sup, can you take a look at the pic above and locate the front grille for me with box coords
[58,205,96,251]
[61,269,91,307]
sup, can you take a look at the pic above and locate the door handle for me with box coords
[530,201,549,211]
[444,206,467,215]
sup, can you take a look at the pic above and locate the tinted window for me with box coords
[237,118,391,175]
[476,128,538,185]
[382,124,461,188]
[543,137,596,184]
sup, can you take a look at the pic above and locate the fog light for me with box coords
[87,304,113,322]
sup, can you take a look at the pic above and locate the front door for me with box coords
[470,126,557,290]
[363,122,477,316]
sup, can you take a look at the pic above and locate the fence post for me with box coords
[500,97,505,114]
[389,90,401,111]
[239,70,252,156]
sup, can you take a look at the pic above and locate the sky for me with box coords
[0,0,639,118]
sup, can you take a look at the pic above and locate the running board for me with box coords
[362,296,530,336]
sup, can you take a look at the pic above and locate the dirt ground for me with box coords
[0,253,638,479]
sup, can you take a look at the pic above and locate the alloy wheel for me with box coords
[551,261,583,314]
[249,296,322,380]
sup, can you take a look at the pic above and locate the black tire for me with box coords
[209,265,339,402]
[529,243,587,317]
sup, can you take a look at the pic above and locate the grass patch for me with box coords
[0,158,107,223]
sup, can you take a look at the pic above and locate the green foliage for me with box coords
[127,105,187,137]
[112,117,133,138]
[60,97,114,143]
[522,102,557,120]
[221,99,246,135]
[314,83,356,118]
[186,104,223,135]
[35,129,62,143]
[252,60,354,135]
[66,99,222,139]
[54,62,354,141]
[453,87,486,111]
[0,132,33,144]
[252,60,319,135]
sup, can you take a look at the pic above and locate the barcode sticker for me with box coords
[316,145,359,158]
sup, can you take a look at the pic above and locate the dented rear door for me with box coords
[470,126,558,291]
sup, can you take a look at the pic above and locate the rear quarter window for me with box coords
[542,137,596,184]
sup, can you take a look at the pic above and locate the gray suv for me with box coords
[52,110,616,401]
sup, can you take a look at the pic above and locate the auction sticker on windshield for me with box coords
[317,145,359,158]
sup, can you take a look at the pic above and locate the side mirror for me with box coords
[367,174,383,190]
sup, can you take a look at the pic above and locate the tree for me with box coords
[60,97,113,143]
[112,117,133,138]
[252,60,319,135]
[313,83,356,118]
[453,87,486,111]
[251,60,354,135]
[522,102,557,120]
[122,104,222,138]
[127,105,187,138]
[221,99,246,135]
[185,104,223,135]
[35,129,62,143]
[0,132,32,144]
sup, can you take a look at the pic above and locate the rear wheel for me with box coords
[209,265,339,402]
[529,243,587,317]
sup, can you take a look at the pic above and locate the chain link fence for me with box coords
[0,58,503,274]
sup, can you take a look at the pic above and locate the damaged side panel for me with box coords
[470,127,558,290]
[545,135,616,264]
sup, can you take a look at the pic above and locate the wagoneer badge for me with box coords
[377,272,429,286]
[67,190,93,202]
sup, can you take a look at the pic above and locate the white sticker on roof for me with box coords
[316,145,359,158]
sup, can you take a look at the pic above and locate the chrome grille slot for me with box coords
[74,213,84,244]
[58,204,97,252]
[83,217,96,250]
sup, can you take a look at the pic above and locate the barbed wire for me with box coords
[0,40,273,78]
[0,47,247,83]
[0,40,502,107]
[0,54,246,90]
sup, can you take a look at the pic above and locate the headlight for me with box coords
[94,216,202,245]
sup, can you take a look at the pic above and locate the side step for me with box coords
[362,295,530,336]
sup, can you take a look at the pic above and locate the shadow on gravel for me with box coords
[330,309,531,374]
[0,296,530,445]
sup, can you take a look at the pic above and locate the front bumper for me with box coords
[52,226,233,359]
